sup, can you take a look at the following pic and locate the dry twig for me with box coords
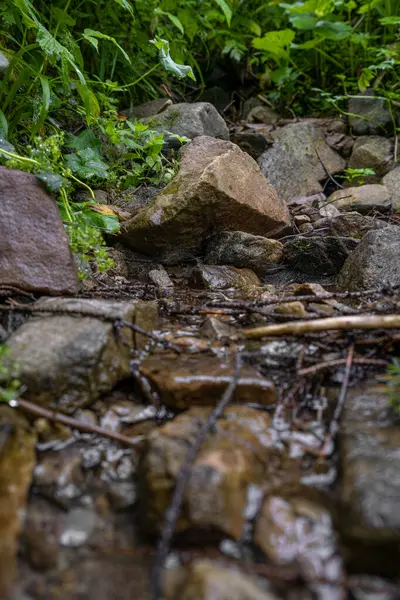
[243,315,400,339]
[12,397,143,448]
[151,355,242,600]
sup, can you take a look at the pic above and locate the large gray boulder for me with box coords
[145,102,229,141]
[338,226,400,291]
[120,136,290,262]
[258,122,345,203]
[0,166,79,295]
[6,298,140,413]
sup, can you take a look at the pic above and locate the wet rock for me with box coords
[148,266,174,294]
[200,317,235,340]
[0,50,9,70]
[298,223,313,234]
[327,185,392,214]
[325,132,354,159]
[338,226,400,291]
[382,167,400,211]
[164,559,282,600]
[139,353,276,409]
[293,215,311,227]
[0,407,36,599]
[348,136,394,177]
[247,105,280,124]
[348,575,400,600]
[254,487,344,600]
[274,301,308,317]
[0,166,79,295]
[108,244,161,282]
[283,236,358,277]
[33,446,84,507]
[313,212,387,239]
[190,265,261,291]
[59,508,96,547]
[134,300,159,350]
[339,383,400,574]
[139,405,280,537]
[6,298,138,413]
[145,102,229,141]
[204,232,283,276]
[230,132,271,160]
[120,136,291,261]
[349,91,392,136]
[258,122,345,203]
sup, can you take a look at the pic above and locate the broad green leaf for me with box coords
[252,29,295,58]
[113,0,134,15]
[213,0,232,26]
[80,209,120,233]
[36,25,72,61]
[36,170,65,192]
[315,20,352,40]
[66,129,102,153]
[290,13,319,29]
[155,8,184,34]
[82,29,131,64]
[178,8,199,41]
[52,7,76,27]
[65,149,109,180]
[294,36,324,49]
[150,37,195,81]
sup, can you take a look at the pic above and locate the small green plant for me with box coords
[380,358,400,414]
[0,345,22,404]
[339,167,377,185]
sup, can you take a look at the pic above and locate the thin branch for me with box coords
[12,397,143,448]
[242,315,400,340]
[319,344,354,456]
[150,354,242,600]
[298,357,387,376]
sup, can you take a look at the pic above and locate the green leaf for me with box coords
[150,37,196,81]
[82,29,131,64]
[155,8,184,34]
[52,7,76,27]
[358,68,375,92]
[0,111,8,138]
[66,129,102,153]
[315,20,352,40]
[79,209,120,233]
[0,137,15,153]
[32,75,50,135]
[36,25,73,62]
[113,0,134,14]
[380,16,400,24]
[36,170,65,192]
[357,0,382,13]
[76,83,101,124]
[289,13,319,29]
[213,0,232,26]
[65,149,109,180]
[252,29,295,58]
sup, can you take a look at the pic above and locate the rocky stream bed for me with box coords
[2,95,400,600]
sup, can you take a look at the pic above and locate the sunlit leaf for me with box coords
[252,29,295,58]
[150,37,196,81]
[290,13,319,29]
[113,0,134,15]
